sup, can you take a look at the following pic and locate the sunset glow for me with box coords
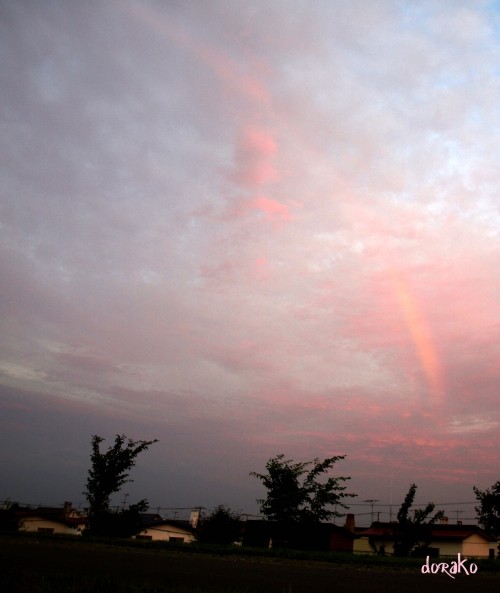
[390,270,445,404]
[1,1,500,518]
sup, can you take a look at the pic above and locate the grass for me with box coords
[2,532,500,593]
[5,529,500,569]
[52,534,500,572]
[3,571,254,593]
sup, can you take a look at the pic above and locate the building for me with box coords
[354,520,496,558]
[133,515,196,543]
[242,514,357,553]
[17,502,87,536]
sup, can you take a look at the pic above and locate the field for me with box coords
[1,534,499,593]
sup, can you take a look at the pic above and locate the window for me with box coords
[37,527,55,534]
[169,537,184,543]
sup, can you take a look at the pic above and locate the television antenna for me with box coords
[364,499,379,524]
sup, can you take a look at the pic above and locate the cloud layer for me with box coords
[1,0,500,519]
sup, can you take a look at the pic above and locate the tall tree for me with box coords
[84,434,158,532]
[198,505,242,545]
[474,481,500,541]
[250,453,356,523]
[392,483,444,557]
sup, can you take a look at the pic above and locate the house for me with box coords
[17,501,87,536]
[133,517,197,543]
[354,520,496,558]
[242,514,357,553]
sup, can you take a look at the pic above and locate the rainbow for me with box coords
[390,270,445,404]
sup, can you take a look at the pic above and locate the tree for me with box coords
[250,453,356,524]
[197,505,242,545]
[392,483,444,557]
[474,481,500,542]
[84,434,158,533]
[0,502,30,532]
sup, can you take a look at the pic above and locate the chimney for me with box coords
[189,509,200,529]
[440,516,448,524]
[344,513,355,532]
[63,501,72,517]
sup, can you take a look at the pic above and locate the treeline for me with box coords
[5,434,500,556]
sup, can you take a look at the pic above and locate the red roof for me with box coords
[17,508,87,528]
[359,522,495,542]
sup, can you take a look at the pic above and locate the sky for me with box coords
[1,0,500,525]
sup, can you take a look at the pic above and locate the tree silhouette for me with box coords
[198,505,242,545]
[393,483,444,557]
[84,434,158,534]
[474,481,500,543]
[250,453,356,523]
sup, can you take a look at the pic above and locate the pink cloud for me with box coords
[242,127,277,157]
[251,196,292,221]
[230,126,279,188]
[126,1,270,104]
[4,0,500,512]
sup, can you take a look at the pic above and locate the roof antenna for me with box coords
[389,475,394,522]
[364,499,379,524]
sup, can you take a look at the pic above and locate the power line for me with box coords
[348,501,475,507]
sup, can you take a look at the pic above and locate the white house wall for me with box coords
[354,535,491,558]
[19,517,83,536]
[353,537,394,555]
[432,535,490,558]
[433,541,462,556]
[135,524,196,543]
[462,534,490,557]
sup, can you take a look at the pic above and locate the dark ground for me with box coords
[1,535,498,593]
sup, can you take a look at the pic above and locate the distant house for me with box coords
[354,520,495,558]
[17,502,87,536]
[242,514,357,553]
[133,516,196,543]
